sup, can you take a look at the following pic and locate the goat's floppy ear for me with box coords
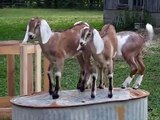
[22,25,29,43]
[93,29,104,54]
[40,19,53,44]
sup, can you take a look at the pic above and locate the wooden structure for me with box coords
[0,41,49,119]
[11,88,149,120]
[104,0,160,26]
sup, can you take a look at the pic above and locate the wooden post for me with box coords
[20,45,28,95]
[7,55,15,96]
[35,44,42,92]
[27,54,33,95]
[43,57,50,92]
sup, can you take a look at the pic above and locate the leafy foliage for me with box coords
[1,0,103,9]
[113,10,151,31]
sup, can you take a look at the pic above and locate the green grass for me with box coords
[0,8,103,40]
[0,8,160,120]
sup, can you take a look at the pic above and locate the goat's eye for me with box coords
[87,33,91,38]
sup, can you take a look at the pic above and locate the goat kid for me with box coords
[101,23,154,89]
[77,24,117,98]
[23,17,89,99]
[119,23,154,89]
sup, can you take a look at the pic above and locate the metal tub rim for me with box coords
[10,88,149,109]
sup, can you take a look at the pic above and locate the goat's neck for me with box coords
[88,40,97,54]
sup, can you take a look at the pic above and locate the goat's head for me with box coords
[28,17,41,40]
[77,27,104,54]
[23,17,53,44]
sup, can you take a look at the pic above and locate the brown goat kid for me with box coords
[117,23,154,89]
[23,17,89,99]
[99,23,154,89]
[77,24,117,98]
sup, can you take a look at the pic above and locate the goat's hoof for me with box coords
[48,90,53,95]
[132,84,140,89]
[77,84,81,90]
[79,87,85,92]
[52,92,59,99]
[121,84,128,89]
[108,93,113,98]
[98,85,105,89]
[91,94,95,99]
[121,86,126,89]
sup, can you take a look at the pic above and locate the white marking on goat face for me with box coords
[117,34,130,56]
[28,32,36,39]
[77,27,90,51]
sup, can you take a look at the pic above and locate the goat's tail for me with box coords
[145,23,154,43]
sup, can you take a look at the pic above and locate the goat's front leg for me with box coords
[47,63,54,95]
[52,60,64,99]
[107,59,113,98]
[89,67,97,98]
[76,54,85,89]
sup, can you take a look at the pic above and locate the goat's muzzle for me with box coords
[29,35,34,39]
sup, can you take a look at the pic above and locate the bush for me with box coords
[113,10,151,31]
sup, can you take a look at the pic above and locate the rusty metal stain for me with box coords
[116,105,125,120]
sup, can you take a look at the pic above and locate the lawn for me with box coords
[0,8,160,120]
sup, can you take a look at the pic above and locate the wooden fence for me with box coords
[0,41,49,118]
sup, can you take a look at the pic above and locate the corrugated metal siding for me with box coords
[145,0,160,12]
[104,0,160,12]
[104,0,118,10]
[12,97,148,120]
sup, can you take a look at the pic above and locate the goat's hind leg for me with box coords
[133,55,145,89]
[98,66,105,89]
[47,63,54,95]
[121,57,137,89]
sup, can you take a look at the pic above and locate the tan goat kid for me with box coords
[97,23,154,89]
[23,17,89,99]
[77,24,117,98]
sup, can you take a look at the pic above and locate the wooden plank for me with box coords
[0,97,12,108]
[0,45,20,55]
[27,54,33,95]
[35,45,42,92]
[43,57,50,92]
[7,55,15,96]
[0,108,12,120]
[20,45,28,95]
[0,44,36,55]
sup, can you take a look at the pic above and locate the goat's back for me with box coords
[40,24,88,60]
[101,24,118,58]
[117,31,144,57]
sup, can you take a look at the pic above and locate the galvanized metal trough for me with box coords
[11,88,149,120]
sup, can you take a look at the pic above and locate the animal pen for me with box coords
[0,41,150,120]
